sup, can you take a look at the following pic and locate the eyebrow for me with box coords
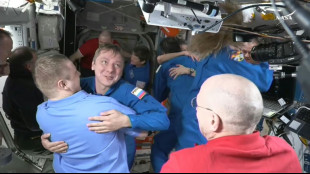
[99,57,123,63]
[97,57,109,61]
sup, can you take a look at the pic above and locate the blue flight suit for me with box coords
[178,47,274,150]
[151,56,197,173]
[81,78,169,169]
[124,62,150,90]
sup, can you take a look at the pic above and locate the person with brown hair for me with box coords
[151,37,197,173]
[156,37,190,65]
[124,46,151,90]
[176,2,274,151]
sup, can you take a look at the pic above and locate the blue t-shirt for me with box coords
[124,62,150,90]
[178,47,274,150]
[81,78,169,131]
[36,91,140,173]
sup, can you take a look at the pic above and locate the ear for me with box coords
[210,114,221,132]
[91,61,95,71]
[25,63,31,71]
[57,80,66,89]
[140,60,146,65]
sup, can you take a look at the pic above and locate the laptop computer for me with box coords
[285,105,310,140]
[262,67,296,118]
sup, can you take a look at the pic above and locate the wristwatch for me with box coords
[189,68,195,76]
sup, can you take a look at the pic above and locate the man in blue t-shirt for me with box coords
[41,44,169,169]
[34,54,146,172]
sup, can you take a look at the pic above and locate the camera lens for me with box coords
[251,42,296,62]
[251,43,277,62]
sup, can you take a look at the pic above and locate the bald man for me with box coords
[0,29,12,146]
[70,30,120,77]
[161,74,302,173]
[0,29,13,76]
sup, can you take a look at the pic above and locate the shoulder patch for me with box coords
[131,87,147,100]
[230,50,244,62]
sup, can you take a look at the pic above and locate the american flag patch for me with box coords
[131,87,147,100]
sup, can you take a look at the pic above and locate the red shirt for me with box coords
[161,132,302,173]
[79,38,120,69]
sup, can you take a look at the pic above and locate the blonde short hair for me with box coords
[34,54,71,98]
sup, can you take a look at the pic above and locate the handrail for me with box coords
[0,111,16,152]
[0,111,14,166]
[0,111,44,171]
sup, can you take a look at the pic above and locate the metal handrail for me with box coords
[0,111,16,152]
[0,111,43,171]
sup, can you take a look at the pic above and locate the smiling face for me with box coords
[130,53,145,67]
[92,49,124,90]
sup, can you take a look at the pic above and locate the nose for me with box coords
[243,51,250,57]
[106,63,115,73]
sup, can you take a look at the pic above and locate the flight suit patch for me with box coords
[131,87,146,100]
[231,50,244,62]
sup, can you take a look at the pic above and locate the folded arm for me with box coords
[69,50,83,62]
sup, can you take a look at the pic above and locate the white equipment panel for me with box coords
[4,25,26,49]
[138,0,223,33]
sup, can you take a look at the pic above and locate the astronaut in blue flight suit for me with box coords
[41,44,169,170]
[151,37,198,173]
[151,56,197,173]
[178,43,274,150]
[124,46,151,90]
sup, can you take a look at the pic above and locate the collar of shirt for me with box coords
[104,79,124,96]
[206,131,264,149]
[128,61,150,69]
[45,90,88,108]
